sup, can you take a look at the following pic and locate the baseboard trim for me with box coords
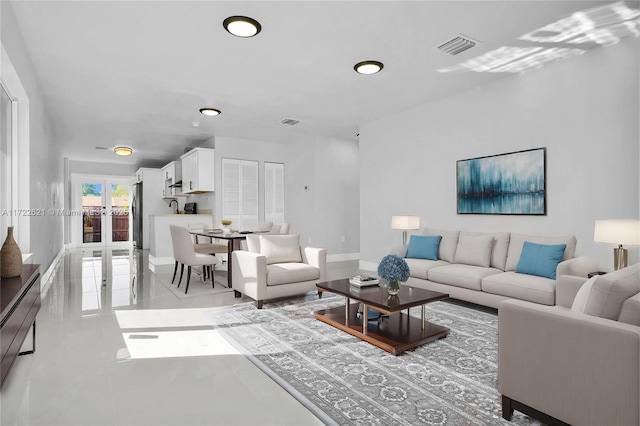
[41,247,65,297]
[327,252,360,262]
[149,255,174,266]
[359,260,378,272]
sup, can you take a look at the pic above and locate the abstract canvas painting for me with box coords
[457,148,546,215]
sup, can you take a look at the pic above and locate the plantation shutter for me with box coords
[222,159,258,230]
[264,162,284,225]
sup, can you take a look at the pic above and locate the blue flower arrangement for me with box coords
[377,254,410,283]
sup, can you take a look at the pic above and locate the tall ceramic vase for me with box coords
[1,226,23,278]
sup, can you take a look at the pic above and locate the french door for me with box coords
[73,176,134,247]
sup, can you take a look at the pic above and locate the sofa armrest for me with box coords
[556,256,597,278]
[301,247,327,282]
[232,250,268,298]
[555,275,588,308]
[498,299,640,426]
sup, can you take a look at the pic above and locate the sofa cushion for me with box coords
[515,242,567,280]
[429,264,503,291]
[266,263,320,286]
[454,234,494,267]
[570,275,599,313]
[259,235,302,265]
[423,227,459,263]
[505,233,576,272]
[482,271,556,305]
[619,292,640,326]
[406,235,441,260]
[460,231,510,271]
[405,258,449,280]
[583,263,640,320]
[246,234,261,253]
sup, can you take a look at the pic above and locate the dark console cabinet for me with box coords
[1,264,41,389]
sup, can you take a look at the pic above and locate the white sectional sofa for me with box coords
[402,227,596,309]
[499,263,640,425]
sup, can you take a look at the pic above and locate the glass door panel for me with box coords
[110,184,130,243]
[82,182,103,244]
[79,179,132,247]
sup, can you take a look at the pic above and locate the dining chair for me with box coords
[169,225,220,294]
[278,223,290,234]
[187,222,228,260]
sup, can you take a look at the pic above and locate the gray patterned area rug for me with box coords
[204,294,536,425]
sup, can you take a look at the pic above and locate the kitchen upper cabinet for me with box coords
[180,148,215,194]
[160,161,184,198]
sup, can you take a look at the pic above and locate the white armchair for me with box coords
[232,234,327,308]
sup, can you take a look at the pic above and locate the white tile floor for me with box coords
[1,248,362,426]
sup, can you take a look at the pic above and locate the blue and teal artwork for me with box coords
[457,148,546,215]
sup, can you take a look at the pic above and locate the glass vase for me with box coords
[387,280,401,295]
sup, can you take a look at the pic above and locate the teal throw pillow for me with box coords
[406,235,442,260]
[516,241,567,279]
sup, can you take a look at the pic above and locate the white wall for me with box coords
[214,135,360,257]
[359,37,639,272]
[2,3,64,270]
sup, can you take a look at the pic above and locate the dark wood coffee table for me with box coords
[315,279,450,355]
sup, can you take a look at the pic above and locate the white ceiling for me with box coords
[7,0,635,167]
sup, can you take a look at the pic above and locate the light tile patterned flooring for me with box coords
[1,247,363,426]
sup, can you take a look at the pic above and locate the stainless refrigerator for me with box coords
[132,182,143,249]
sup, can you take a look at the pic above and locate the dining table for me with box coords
[188,230,263,288]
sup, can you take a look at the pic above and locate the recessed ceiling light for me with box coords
[354,60,384,75]
[223,16,261,38]
[199,108,221,116]
[114,146,133,156]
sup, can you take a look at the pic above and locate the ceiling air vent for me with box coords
[94,146,109,150]
[281,118,300,126]
[435,34,480,56]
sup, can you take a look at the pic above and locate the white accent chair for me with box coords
[232,234,327,308]
[169,225,220,294]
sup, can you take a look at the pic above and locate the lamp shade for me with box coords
[391,216,420,230]
[594,219,640,245]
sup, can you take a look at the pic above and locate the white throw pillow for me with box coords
[571,276,598,313]
[259,234,302,265]
[246,234,261,253]
[423,227,459,263]
[453,234,494,267]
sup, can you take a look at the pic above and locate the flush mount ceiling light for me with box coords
[223,16,261,38]
[114,146,133,156]
[354,60,384,75]
[199,107,221,116]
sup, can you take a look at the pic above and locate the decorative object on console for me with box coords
[391,215,420,245]
[1,226,23,278]
[377,254,410,295]
[594,219,640,270]
[457,147,546,215]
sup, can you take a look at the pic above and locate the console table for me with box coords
[1,264,41,388]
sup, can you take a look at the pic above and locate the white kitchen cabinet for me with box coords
[180,148,215,194]
[160,161,184,198]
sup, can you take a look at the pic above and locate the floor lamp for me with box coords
[594,219,640,270]
[391,216,420,245]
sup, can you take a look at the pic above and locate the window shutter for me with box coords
[265,162,285,225]
[222,158,258,230]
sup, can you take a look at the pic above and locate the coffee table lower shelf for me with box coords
[314,303,449,355]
